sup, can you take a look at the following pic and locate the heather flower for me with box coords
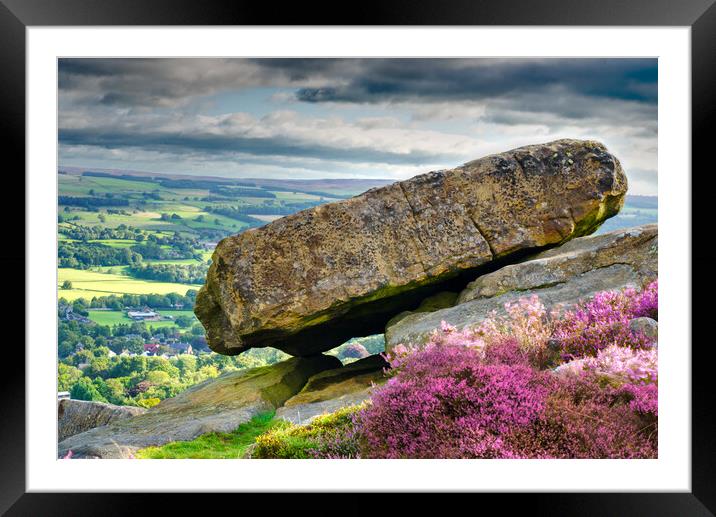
[475,295,553,355]
[505,376,657,459]
[340,342,370,359]
[482,336,530,366]
[620,382,658,417]
[555,345,658,385]
[357,343,549,458]
[630,280,658,320]
[352,280,659,459]
[384,322,486,372]
[554,281,657,359]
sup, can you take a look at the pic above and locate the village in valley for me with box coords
[56,169,395,408]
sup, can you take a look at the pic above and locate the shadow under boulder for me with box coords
[276,354,389,425]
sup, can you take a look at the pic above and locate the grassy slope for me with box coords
[135,412,279,459]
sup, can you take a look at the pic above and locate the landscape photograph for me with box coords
[56,58,658,460]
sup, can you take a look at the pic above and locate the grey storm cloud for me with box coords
[294,59,657,105]
[59,58,657,112]
[57,58,658,193]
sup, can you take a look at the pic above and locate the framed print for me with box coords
[4,0,714,513]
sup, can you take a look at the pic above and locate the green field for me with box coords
[87,309,198,329]
[88,239,137,248]
[58,268,201,300]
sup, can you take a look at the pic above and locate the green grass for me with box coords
[252,404,363,459]
[135,412,279,459]
[88,239,137,248]
[58,267,202,300]
[86,309,198,329]
[144,258,206,266]
[60,209,171,230]
[86,310,135,326]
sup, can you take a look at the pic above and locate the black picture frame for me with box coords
[4,0,713,513]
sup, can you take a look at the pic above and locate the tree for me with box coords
[58,363,83,392]
[146,370,171,385]
[61,280,73,290]
[103,378,127,405]
[86,356,111,378]
[174,315,194,328]
[126,337,145,355]
[70,377,106,402]
[176,355,197,378]
[197,365,220,381]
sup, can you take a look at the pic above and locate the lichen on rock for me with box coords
[196,139,627,357]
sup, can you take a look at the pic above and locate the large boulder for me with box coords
[276,355,388,424]
[385,224,657,351]
[57,355,340,458]
[58,399,146,442]
[196,139,627,356]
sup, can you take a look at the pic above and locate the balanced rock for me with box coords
[385,224,657,350]
[58,355,340,458]
[58,399,146,443]
[196,139,627,356]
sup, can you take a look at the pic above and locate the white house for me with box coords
[127,310,160,321]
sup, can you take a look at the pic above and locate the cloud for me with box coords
[58,58,348,108]
[59,58,657,111]
[294,58,657,107]
[57,58,658,194]
[57,108,482,167]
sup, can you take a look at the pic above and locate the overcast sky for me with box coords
[58,58,657,195]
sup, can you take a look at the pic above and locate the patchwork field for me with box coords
[58,268,201,300]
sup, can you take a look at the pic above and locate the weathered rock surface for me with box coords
[58,399,146,443]
[276,355,388,424]
[629,317,658,344]
[196,139,627,356]
[385,224,657,350]
[57,355,340,458]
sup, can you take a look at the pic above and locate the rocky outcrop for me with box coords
[196,139,627,356]
[276,355,388,424]
[58,355,340,458]
[58,399,146,442]
[385,224,657,350]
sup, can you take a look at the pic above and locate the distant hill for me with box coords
[624,195,658,209]
[59,165,656,233]
[595,195,657,235]
[59,166,394,198]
